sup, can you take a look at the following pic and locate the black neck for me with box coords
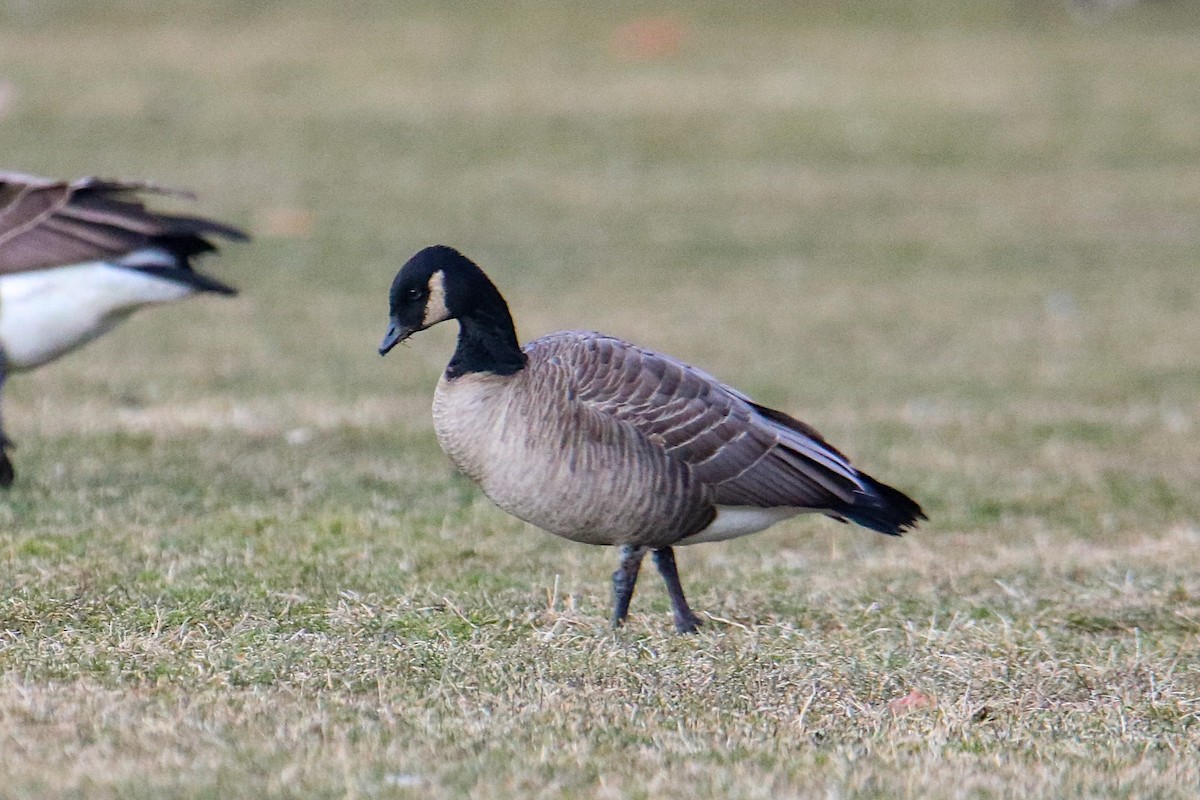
[446,307,527,379]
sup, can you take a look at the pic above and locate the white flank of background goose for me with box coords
[0,171,246,486]
[379,245,925,633]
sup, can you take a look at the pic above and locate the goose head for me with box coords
[379,245,515,357]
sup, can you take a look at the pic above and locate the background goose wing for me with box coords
[534,331,865,510]
[0,172,246,275]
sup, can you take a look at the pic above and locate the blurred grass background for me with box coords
[1,1,1199,797]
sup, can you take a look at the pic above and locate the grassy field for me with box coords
[2,1,1199,797]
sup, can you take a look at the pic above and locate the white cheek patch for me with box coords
[422,270,450,327]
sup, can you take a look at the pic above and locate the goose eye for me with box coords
[406,287,422,301]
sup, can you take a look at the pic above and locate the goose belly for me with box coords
[432,374,702,546]
[0,261,193,370]
[675,506,803,545]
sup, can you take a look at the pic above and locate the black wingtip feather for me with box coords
[841,474,926,536]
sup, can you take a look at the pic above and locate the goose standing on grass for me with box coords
[379,245,925,633]
[0,171,246,486]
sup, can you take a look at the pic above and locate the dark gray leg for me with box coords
[0,352,12,487]
[611,544,647,628]
[652,547,703,634]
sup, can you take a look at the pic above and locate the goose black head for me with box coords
[379,245,513,357]
[379,245,469,355]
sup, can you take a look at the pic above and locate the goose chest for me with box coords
[431,366,708,547]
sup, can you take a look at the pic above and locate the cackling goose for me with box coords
[0,171,246,486]
[379,245,925,633]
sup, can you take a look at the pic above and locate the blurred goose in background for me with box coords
[0,171,246,486]
[379,245,925,633]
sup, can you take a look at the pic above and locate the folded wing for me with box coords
[0,172,246,275]
[532,331,867,512]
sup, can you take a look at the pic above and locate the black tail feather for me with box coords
[122,231,242,295]
[840,474,926,536]
[132,264,237,295]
